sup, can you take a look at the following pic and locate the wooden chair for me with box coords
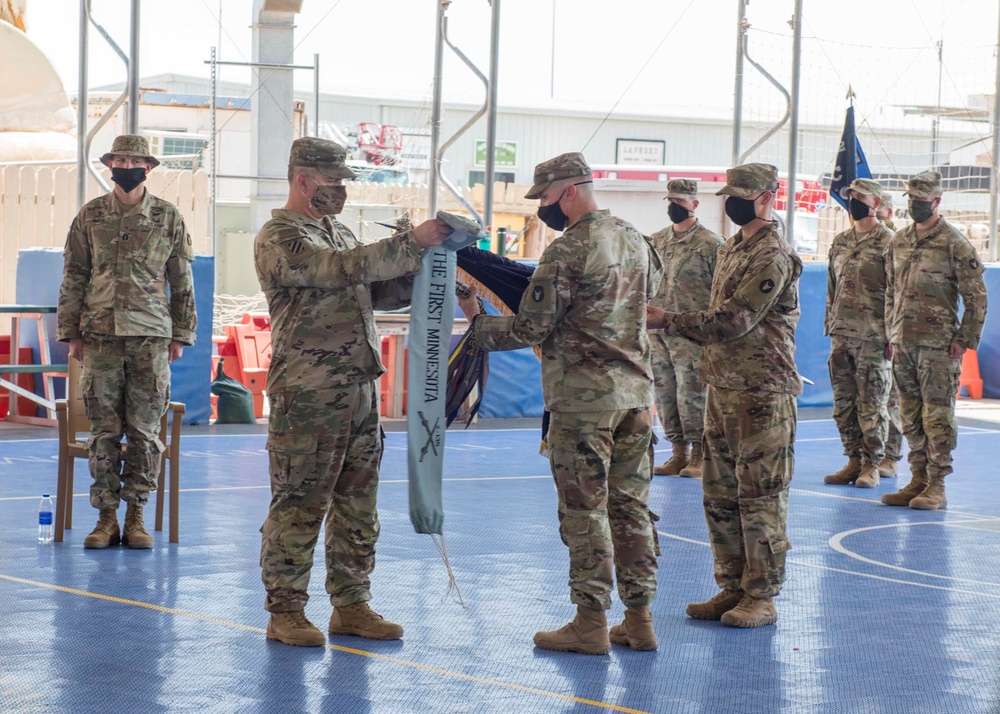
[54,356,185,543]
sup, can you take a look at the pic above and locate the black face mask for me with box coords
[724,195,759,226]
[110,167,147,193]
[848,197,872,221]
[667,202,691,224]
[537,190,569,231]
[908,199,935,223]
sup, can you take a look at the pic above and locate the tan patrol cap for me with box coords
[288,137,358,180]
[525,152,592,200]
[904,171,943,199]
[100,134,160,168]
[665,178,698,200]
[715,163,779,197]
[845,178,884,199]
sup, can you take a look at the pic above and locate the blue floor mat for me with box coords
[1,418,999,713]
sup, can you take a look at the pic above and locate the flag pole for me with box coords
[989,9,1000,261]
[785,0,803,248]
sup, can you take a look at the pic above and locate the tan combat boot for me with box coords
[533,605,610,655]
[877,458,898,477]
[267,610,326,646]
[122,502,153,549]
[824,455,863,485]
[881,467,928,507]
[855,461,880,489]
[653,442,688,476]
[720,594,777,628]
[609,606,657,651]
[908,474,947,510]
[685,589,744,620]
[678,442,704,478]
[83,508,120,549]
[329,602,404,640]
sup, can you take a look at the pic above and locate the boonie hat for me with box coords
[100,134,160,168]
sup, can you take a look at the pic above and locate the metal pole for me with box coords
[77,0,89,210]
[484,0,501,248]
[785,0,803,248]
[211,46,218,257]
[313,53,320,137]
[932,39,943,168]
[732,0,747,167]
[429,1,447,217]
[990,14,1000,262]
[550,0,556,99]
[127,0,140,132]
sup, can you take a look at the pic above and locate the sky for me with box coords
[21,0,1000,121]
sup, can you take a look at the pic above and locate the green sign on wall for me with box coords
[474,140,517,167]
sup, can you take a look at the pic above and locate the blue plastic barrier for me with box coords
[14,248,213,424]
[459,261,1000,415]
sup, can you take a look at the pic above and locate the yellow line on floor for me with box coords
[0,573,650,714]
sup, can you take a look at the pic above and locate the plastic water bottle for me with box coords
[38,494,53,544]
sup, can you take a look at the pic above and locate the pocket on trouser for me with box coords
[561,513,596,573]
[266,431,320,496]
[739,492,791,597]
[648,508,661,557]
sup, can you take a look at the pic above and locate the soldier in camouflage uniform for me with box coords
[649,179,723,479]
[881,171,987,510]
[877,193,897,232]
[256,138,450,647]
[648,163,802,629]
[458,153,662,655]
[823,179,894,489]
[57,135,196,550]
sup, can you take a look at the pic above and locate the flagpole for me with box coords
[989,9,1000,262]
[731,0,748,167]
[785,0,803,248]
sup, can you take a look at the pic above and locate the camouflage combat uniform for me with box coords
[57,189,196,509]
[825,220,894,465]
[885,209,986,482]
[660,164,802,600]
[472,166,662,611]
[648,219,722,444]
[256,201,422,613]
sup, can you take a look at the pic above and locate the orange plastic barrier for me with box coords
[957,349,983,399]
[211,313,273,419]
[0,338,36,418]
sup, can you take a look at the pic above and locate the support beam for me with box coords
[785,0,803,248]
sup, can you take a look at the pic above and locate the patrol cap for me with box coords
[288,137,358,180]
[904,171,943,199]
[525,152,592,200]
[880,193,894,209]
[100,134,160,168]
[715,163,779,197]
[664,178,698,200]
[845,178,884,199]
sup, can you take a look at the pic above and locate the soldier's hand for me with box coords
[68,338,83,362]
[412,218,451,249]
[884,343,893,360]
[457,284,479,319]
[646,306,666,330]
[168,340,185,363]
[949,342,964,360]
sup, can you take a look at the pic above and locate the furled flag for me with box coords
[830,104,872,210]
[407,212,487,536]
